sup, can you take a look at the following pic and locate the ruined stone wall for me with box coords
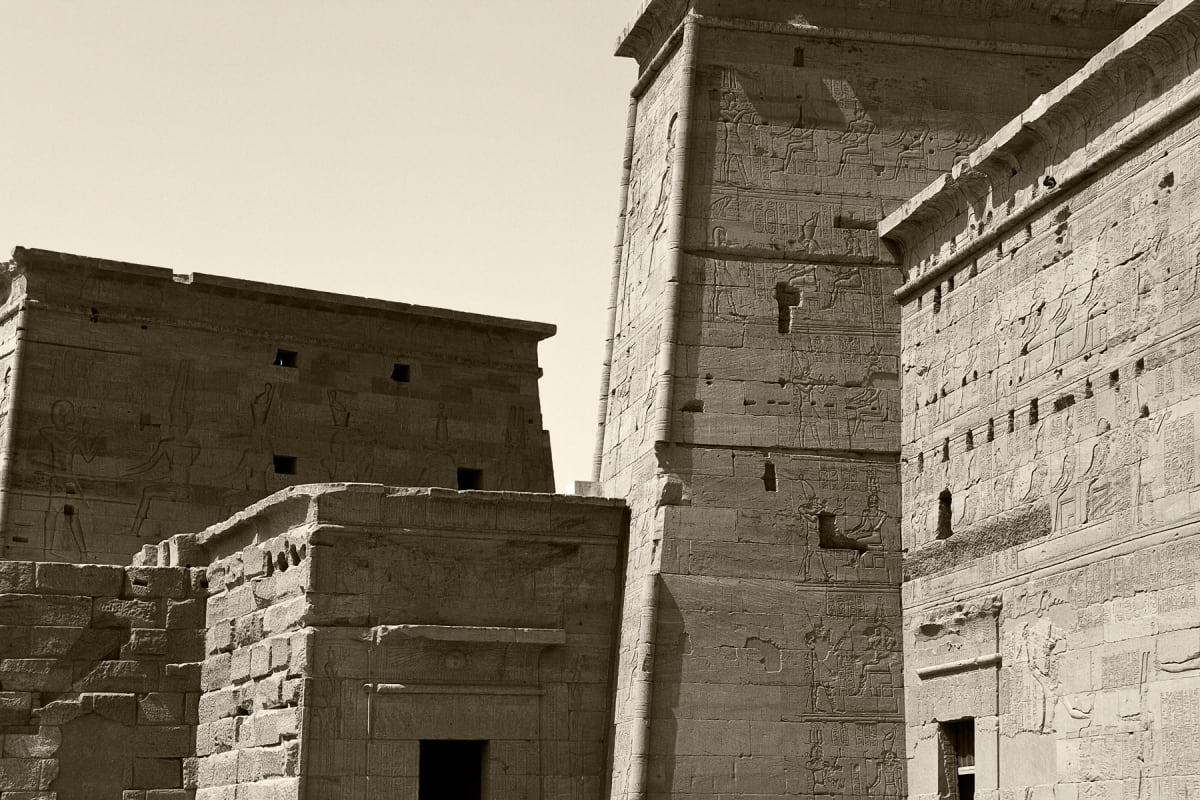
[0,561,204,799]
[597,2,1106,796]
[884,1,1200,796]
[1,248,555,566]
[159,484,626,800]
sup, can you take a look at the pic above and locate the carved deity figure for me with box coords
[40,399,98,558]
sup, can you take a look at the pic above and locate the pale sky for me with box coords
[0,1,641,491]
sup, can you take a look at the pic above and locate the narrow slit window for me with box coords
[942,438,950,462]
[273,455,298,475]
[933,285,942,313]
[763,462,777,492]
[1084,379,1094,399]
[1007,409,1016,433]
[1110,370,1120,389]
[1135,358,1145,376]
[1029,398,1039,425]
[457,468,483,490]
[986,418,995,442]
[937,490,953,539]
[273,349,298,368]
[965,430,974,451]
[917,452,925,474]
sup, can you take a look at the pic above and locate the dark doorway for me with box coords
[419,740,486,799]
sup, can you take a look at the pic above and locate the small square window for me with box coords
[274,349,298,368]
[273,455,298,475]
[392,363,411,382]
[457,468,483,490]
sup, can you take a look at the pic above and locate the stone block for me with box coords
[166,599,204,630]
[93,598,162,628]
[0,659,72,692]
[74,660,159,693]
[34,563,123,596]
[161,662,201,692]
[0,562,34,593]
[133,757,182,789]
[0,626,30,658]
[139,692,185,725]
[29,625,124,659]
[201,654,231,692]
[132,725,192,758]
[2,726,61,758]
[124,568,188,600]
[84,692,137,725]
[0,594,90,627]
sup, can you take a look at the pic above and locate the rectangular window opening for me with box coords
[1029,398,1040,425]
[391,363,411,382]
[273,349,298,368]
[419,740,486,800]
[940,718,975,800]
[1053,394,1076,412]
[457,468,483,491]
[273,455,298,475]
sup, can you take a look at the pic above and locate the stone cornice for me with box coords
[883,0,1200,302]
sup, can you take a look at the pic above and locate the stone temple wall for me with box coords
[0,484,627,800]
[168,483,625,800]
[0,560,205,798]
[594,1,1137,797]
[883,1,1200,796]
[0,248,556,566]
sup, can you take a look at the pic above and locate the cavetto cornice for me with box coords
[615,0,1154,67]
[883,0,1200,302]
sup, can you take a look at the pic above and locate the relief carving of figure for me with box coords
[40,399,99,558]
[127,360,202,539]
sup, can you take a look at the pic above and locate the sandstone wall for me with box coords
[163,484,626,800]
[883,1,1200,796]
[596,1,1110,796]
[1,248,556,566]
[0,561,204,799]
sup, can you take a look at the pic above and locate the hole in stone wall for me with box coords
[933,285,942,313]
[273,455,298,475]
[941,718,977,800]
[64,504,75,517]
[1054,394,1076,412]
[1110,370,1120,389]
[987,418,995,442]
[942,438,950,462]
[793,46,805,67]
[937,489,953,539]
[392,363,411,382]
[1084,379,1094,399]
[1008,410,1015,433]
[276,552,289,573]
[763,462,777,492]
[775,282,800,334]
[947,277,955,293]
[965,431,974,451]
[273,349,298,368]
[1029,398,1039,425]
[1135,358,1145,376]
[419,740,486,800]
[1140,404,1151,418]
[457,468,483,490]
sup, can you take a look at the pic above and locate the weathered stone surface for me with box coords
[884,1,1200,796]
[0,246,556,566]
